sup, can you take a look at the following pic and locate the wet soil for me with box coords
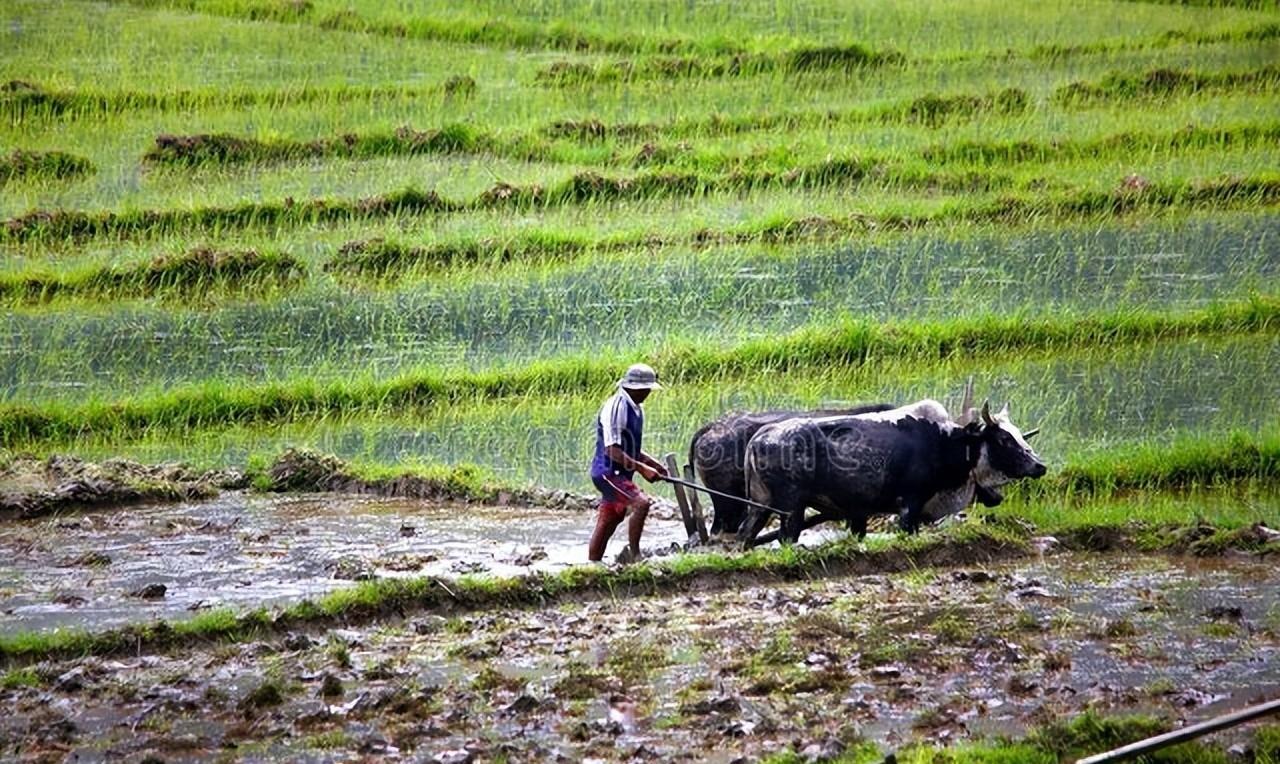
[0,493,687,634]
[2,551,1276,761]
[0,455,245,520]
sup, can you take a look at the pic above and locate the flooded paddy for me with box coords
[0,493,690,635]
[3,214,1276,404]
[2,549,1276,761]
[76,333,1277,492]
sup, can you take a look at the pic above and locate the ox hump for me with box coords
[851,399,955,428]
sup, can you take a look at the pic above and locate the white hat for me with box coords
[619,363,662,390]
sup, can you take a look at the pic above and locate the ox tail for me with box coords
[743,443,763,508]
[687,421,715,478]
[739,444,774,545]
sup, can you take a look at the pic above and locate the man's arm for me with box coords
[638,451,667,475]
[604,445,666,481]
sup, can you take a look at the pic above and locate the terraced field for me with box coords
[2,0,1279,761]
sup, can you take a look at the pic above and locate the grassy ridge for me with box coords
[0,149,94,184]
[1055,63,1280,103]
[1,523,1029,662]
[1,297,1274,446]
[538,66,1276,142]
[0,247,304,304]
[1036,430,1280,495]
[533,44,903,86]
[138,119,1280,178]
[141,123,502,167]
[919,122,1280,165]
[5,165,1278,244]
[0,78,474,122]
[98,0,742,55]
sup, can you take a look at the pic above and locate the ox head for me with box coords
[959,397,1046,500]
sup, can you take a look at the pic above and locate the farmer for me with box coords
[588,363,668,562]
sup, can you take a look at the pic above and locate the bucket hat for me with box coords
[618,363,662,390]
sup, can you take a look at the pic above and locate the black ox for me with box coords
[690,395,1008,535]
[688,403,893,534]
[738,401,1046,547]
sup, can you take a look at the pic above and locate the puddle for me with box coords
[0,493,691,635]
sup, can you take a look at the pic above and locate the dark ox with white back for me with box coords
[737,401,1047,546]
[690,394,1008,536]
[688,403,893,534]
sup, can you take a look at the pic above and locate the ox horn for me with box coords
[1023,427,1040,440]
[981,400,995,426]
[956,376,975,425]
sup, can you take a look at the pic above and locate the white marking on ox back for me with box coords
[809,399,957,430]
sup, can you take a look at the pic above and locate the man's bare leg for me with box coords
[627,498,651,558]
[589,512,624,561]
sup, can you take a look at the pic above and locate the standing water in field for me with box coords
[0,493,690,635]
[1,213,1275,404]
[74,333,1277,492]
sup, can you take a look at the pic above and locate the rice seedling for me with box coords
[2,1,1277,758]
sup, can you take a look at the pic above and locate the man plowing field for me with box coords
[587,363,669,562]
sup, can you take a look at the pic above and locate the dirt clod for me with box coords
[130,583,167,599]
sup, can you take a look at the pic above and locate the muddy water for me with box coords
[2,550,1277,761]
[0,493,689,635]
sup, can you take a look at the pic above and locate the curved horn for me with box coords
[981,401,995,426]
[998,401,1010,419]
[957,376,975,425]
[1023,427,1040,440]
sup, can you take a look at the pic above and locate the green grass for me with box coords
[83,0,1279,60]
[2,296,1274,446]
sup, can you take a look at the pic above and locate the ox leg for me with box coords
[845,511,869,540]
[752,512,830,546]
[710,496,747,535]
[739,487,805,548]
[737,506,774,548]
[782,503,808,544]
[898,498,924,534]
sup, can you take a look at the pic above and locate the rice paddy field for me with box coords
[2,0,1280,761]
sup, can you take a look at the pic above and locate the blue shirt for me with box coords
[590,389,644,479]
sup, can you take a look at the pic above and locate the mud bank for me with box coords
[0,455,245,520]
[1,552,1277,761]
[0,450,597,520]
[263,449,597,512]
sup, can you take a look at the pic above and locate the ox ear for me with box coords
[1023,427,1040,440]
[981,400,995,426]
